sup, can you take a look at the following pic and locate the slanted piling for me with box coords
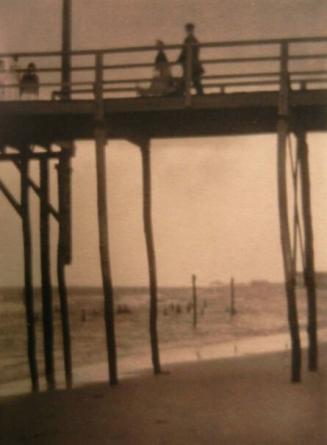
[277,42,301,383]
[297,131,318,371]
[140,140,161,374]
[39,157,55,390]
[21,153,39,392]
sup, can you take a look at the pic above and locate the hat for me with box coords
[185,23,195,31]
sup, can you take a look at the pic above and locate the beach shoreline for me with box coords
[1,343,326,445]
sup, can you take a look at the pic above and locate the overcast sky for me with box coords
[0,1,327,287]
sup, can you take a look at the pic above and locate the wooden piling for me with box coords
[192,274,197,328]
[140,140,161,374]
[95,126,118,385]
[297,131,318,371]
[94,50,118,385]
[56,152,72,387]
[39,157,55,390]
[277,42,301,383]
[277,123,302,383]
[21,153,39,392]
[230,277,236,316]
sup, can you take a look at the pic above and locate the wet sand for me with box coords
[1,345,326,444]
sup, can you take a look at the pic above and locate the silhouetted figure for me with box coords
[20,63,39,100]
[137,40,178,97]
[177,23,204,95]
[176,304,182,314]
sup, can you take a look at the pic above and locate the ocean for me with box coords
[1,284,327,396]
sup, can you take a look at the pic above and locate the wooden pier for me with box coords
[0,31,326,390]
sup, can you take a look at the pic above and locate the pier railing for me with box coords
[0,35,327,102]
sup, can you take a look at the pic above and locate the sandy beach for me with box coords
[1,344,326,445]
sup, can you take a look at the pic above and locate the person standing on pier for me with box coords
[177,23,204,95]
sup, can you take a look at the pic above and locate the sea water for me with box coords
[1,285,327,396]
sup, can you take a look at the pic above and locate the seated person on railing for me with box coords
[19,63,39,100]
[177,23,204,95]
[137,40,179,97]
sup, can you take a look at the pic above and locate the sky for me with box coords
[0,0,327,287]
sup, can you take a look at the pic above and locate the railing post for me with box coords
[277,40,302,383]
[95,52,104,117]
[185,40,192,106]
[279,41,289,116]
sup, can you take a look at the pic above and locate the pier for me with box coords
[1,17,326,389]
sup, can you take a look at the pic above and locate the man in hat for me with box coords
[177,23,204,95]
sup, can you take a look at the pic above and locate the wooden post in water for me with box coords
[297,131,318,371]
[277,41,301,383]
[56,151,72,387]
[192,274,197,328]
[94,52,118,385]
[140,140,161,374]
[21,152,39,392]
[39,157,55,390]
[230,277,236,316]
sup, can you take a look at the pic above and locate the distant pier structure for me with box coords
[0,1,327,389]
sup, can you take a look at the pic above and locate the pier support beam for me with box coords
[56,151,72,387]
[39,157,55,390]
[297,131,318,371]
[95,125,118,385]
[277,42,301,383]
[277,120,302,383]
[21,154,39,392]
[140,139,161,374]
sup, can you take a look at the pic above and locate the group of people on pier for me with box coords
[0,56,39,100]
[1,23,203,101]
[137,23,204,97]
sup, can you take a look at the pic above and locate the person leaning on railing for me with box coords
[177,22,204,95]
[19,62,39,100]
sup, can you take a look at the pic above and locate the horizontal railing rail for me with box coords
[0,35,327,102]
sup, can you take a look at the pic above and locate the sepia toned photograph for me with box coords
[0,1,326,443]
